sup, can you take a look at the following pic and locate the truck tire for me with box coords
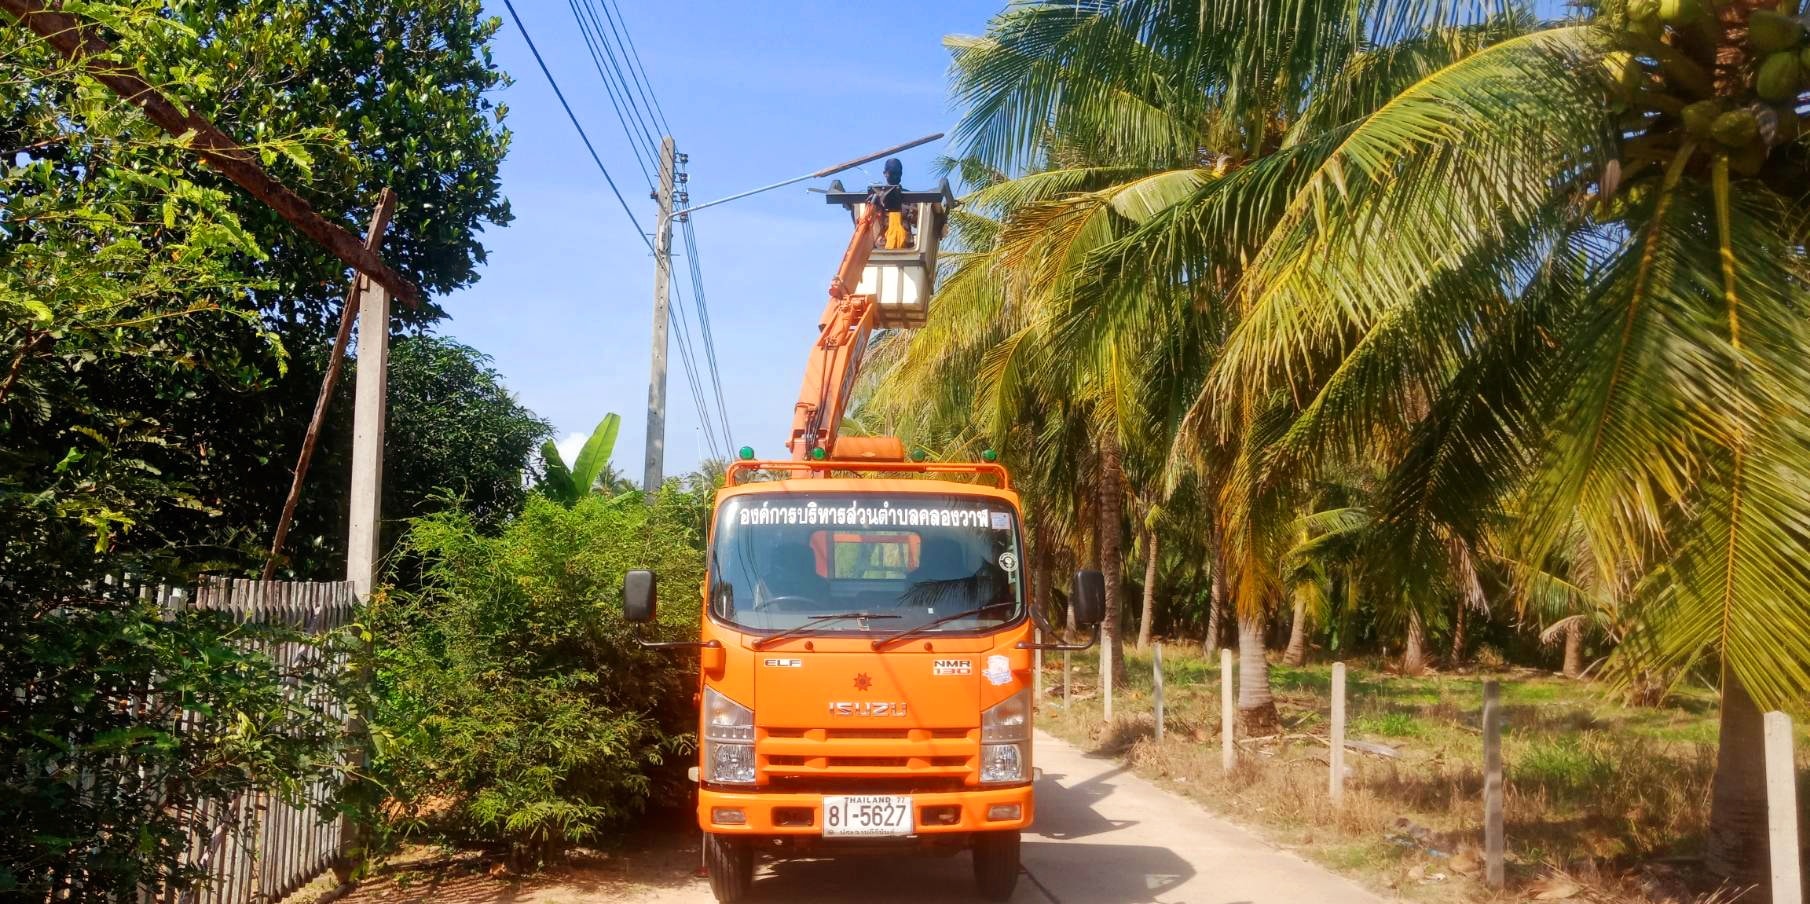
[704,833,754,902]
[971,829,1021,901]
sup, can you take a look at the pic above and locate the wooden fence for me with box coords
[153,578,360,904]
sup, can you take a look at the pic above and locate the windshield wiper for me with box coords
[870,601,1018,650]
[751,611,901,650]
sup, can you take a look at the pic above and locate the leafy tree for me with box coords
[370,483,710,862]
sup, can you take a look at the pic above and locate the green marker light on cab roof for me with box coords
[981,449,999,462]
[738,446,755,461]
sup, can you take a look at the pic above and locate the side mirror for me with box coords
[624,570,658,624]
[1071,570,1105,629]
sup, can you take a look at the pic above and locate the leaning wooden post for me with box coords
[1330,661,1346,805]
[1221,647,1236,772]
[263,190,396,580]
[1102,637,1114,724]
[1153,642,1165,743]
[1483,680,1504,890]
[1765,711,1804,904]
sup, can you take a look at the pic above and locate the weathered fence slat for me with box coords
[135,576,359,904]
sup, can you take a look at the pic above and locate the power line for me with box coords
[534,0,735,461]
[567,0,654,188]
[572,0,662,166]
[596,0,673,136]
[500,0,651,253]
[679,207,734,450]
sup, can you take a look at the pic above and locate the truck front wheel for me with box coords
[704,832,754,902]
[971,829,1021,901]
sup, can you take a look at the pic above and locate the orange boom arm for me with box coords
[785,176,952,463]
[786,203,885,461]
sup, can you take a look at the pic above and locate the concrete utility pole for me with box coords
[345,271,391,597]
[643,136,676,494]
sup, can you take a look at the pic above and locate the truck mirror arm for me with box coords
[1015,624,1099,652]
[633,627,723,652]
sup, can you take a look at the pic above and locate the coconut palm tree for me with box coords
[1172,2,1810,881]
[934,0,1534,732]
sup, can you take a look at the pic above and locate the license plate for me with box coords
[822,794,913,836]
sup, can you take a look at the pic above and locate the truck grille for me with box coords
[755,725,977,786]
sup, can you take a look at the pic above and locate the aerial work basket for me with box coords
[825,178,955,329]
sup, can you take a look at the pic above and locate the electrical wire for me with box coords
[567,0,654,188]
[543,0,736,461]
[500,0,651,253]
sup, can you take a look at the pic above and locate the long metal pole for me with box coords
[683,132,944,214]
[643,137,676,494]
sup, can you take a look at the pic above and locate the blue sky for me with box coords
[444,1,1006,478]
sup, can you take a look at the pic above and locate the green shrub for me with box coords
[371,486,707,861]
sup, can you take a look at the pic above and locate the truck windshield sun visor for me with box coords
[708,493,1026,638]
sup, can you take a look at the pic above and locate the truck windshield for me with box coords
[709,493,1025,634]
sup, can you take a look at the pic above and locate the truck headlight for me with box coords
[980,688,1030,783]
[980,742,1025,783]
[703,687,756,785]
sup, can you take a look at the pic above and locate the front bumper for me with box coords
[698,783,1034,835]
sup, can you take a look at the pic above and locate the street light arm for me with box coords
[683,132,944,214]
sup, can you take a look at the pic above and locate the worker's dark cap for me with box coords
[883,157,903,183]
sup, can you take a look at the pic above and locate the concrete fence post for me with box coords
[1102,638,1114,724]
[1330,661,1346,805]
[1765,710,1804,904]
[1033,628,1042,707]
[1221,647,1235,772]
[1483,680,1504,890]
[1153,642,1165,744]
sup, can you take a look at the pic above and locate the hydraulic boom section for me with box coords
[786,162,954,463]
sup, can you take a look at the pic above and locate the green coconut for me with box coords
[1628,13,1665,36]
[1682,99,1723,135]
[1629,0,1661,18]
[1748,10,1804,53]
[1800,43,1810,71]
[1756,51,1803,101]
[1711,109,1762,146]
[1658,0,1704,22]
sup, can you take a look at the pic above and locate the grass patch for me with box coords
[1038,643,1729,903]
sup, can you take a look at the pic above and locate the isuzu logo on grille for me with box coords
[828,701,909,717]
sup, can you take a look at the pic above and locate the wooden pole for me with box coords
[1483,680,1504,890]
[0,0,421,306]
[1063,650,1071,709]
[1153,642,1164,743]
[1765,710,1804,904]
[344,272,390,598]
[1221,647,1235,772]
[262,190,396,580]
[1330,661,1346,805]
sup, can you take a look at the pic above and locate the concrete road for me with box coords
[623,729,1385,904]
